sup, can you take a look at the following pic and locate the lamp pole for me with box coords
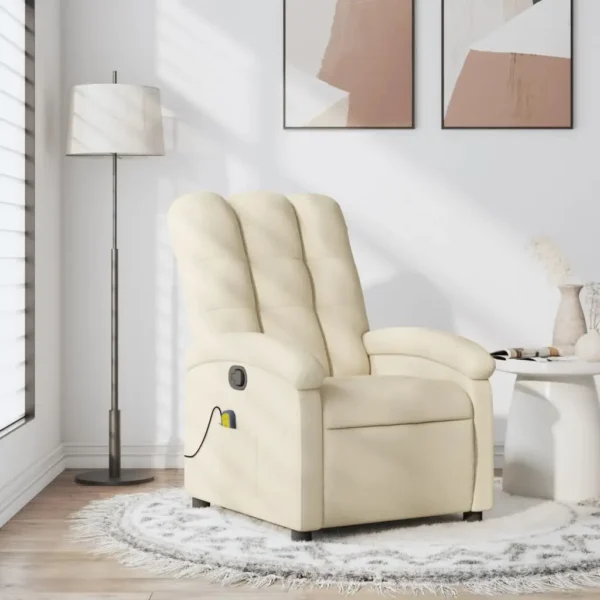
[75,71,154,486]
[109,71,120,479]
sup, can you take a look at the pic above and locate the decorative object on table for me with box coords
[491,346,562,361]
[530,236,585,354]
[498,359,600,503]
[283,0,414,128]
[576,284,600,361]
[553,284,586,353]
[575,331,600,362]
[71,482,600,597]
[169,192,495,542]
[443,0,573,129]
[66,71,165,486]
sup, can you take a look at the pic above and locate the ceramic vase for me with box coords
[575,330,600,362]
[552,284,586,355]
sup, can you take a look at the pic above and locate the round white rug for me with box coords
[70,483,600,596]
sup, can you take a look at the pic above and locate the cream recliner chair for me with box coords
[169,192,495,541]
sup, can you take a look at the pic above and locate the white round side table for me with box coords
[497,359,600,503]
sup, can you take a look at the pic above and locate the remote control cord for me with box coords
[184,406,222,459]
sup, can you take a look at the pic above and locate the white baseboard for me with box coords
[0,444,66,527]
[64,442,184,469]
[64,442,506,471]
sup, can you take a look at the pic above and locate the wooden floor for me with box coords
[1,470,600,600]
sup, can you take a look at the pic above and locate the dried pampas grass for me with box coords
[530,237,573,286]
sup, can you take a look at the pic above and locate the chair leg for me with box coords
[463,511,483,522]
[192,497,210,508]
[291,530,312,542]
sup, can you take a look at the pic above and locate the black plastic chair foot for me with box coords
[291,529,312,542]
[463,511,483,522]
[192,497,210,508]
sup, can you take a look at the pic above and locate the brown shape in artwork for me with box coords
[318,0,413,128]
[445,50,572,128]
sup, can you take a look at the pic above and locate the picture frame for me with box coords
[283,0,415,130]
[442,0,574,130]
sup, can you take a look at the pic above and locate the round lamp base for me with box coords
[75,469,154,486]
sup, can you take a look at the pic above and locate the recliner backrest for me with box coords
[169,192,370,376]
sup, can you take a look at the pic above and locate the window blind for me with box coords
[0,0,34,433]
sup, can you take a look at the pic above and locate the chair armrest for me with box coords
[187,332,326,390]
[363,327,495,380]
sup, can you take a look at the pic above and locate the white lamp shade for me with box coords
[66,84,165,156]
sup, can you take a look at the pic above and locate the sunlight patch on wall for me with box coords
[156,0,259,143]
[154,176,186,444]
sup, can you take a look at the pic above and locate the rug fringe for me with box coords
[69,491,600,597]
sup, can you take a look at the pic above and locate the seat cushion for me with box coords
[322,375,473,430]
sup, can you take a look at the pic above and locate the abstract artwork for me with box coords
[443,0,573,129]
[283,0,414,129]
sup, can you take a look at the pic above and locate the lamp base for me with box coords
[75,469,154,486]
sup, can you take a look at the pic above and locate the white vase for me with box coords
[575,330,600,362]
[552,284,586,355]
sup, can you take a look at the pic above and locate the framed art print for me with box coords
[442,0,573,129]
[284,0,415,129]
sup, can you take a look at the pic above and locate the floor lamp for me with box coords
[66,72,165,486]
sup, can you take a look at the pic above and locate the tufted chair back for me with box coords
[168,192,370,376]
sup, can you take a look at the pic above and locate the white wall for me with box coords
[0,0,63,525]
[61,0,600,466]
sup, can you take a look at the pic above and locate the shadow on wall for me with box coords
[64,0,590,457]
[61,0,166,455]
[347,218,455,331]
[365,271,455,331]
[151,0,574,449]
[153,0,308,450]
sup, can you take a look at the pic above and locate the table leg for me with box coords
[503,375,600,502]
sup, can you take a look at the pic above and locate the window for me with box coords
[0,0,34,434]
